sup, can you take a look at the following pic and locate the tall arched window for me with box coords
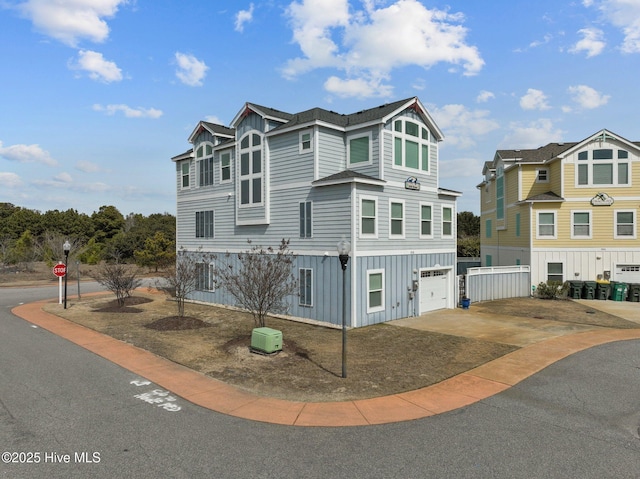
[239,132,263,205]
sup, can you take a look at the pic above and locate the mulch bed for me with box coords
[145,316,212,331]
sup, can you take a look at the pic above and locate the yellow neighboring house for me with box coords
[478,129,640,287]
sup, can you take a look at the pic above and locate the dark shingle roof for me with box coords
[523,191,565,202]
[201,122,235,137]
[246,103,294,122]
[315,169,383,182]
[496,142,578,163]
[271,97,416,131]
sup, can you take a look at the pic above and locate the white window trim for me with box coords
[299,130,314,154]
[390,118,431,174]
[359,195,378,239]
[389,199,405,239]
[367,269,385,314]
[219,151,232,184]
[441,205,454,239]
[299,268,313,307]
[546,261,565,283]
[536,210,557,240]
[180,161,191,190]
[299,201,313,239]
[195,210,215,239]
[570,210,592,239]
[196,262,215,292]
[238,132,264,208]
[574,150,631,188]
[347,131,373,167]
[419,201,434,239]
[614,209,637,239]
[536,168,549,183]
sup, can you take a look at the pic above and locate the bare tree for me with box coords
[92,263,142,307]
[215,239,297,328]
[156,247,213,318]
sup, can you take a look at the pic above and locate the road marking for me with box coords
[130,379,182,412]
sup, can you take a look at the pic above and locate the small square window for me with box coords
[536,169,548,183]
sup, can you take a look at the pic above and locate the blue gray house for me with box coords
[172,97,459,328]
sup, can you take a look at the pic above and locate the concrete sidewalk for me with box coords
[12,299,640,427]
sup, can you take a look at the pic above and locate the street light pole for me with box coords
[63,240,70,309]
[337,237,351,379]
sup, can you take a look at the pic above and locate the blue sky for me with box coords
[1,0,639,217]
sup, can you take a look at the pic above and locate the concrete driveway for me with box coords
[391,299,639,347]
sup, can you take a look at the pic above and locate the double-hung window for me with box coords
[195,210,214,238]
[299,201,312,238]
[547,263,563,283]
[181,161,190,189]
[420,203,433,238]
[299,268,313,307]
[196,143,214,187]
[299,131,313,153]
[220,152,231,183]
[536,168,548,183]
[389,200,404,238]
[571,211,591,238]
[615,210,636,239]
[367,269,385,313]
[442,206,453,238]
[348,133,371,166]
[195,262,215,291]
[239,133,263,205]
[360,197,377,237]
[537,211,556,239]
[392,119,430,172]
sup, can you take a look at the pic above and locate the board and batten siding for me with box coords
[356,252,455,327]
[187,252,351,327]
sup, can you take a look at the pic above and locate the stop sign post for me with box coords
[53,262,66,304]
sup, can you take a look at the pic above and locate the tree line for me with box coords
[0,203,176,271]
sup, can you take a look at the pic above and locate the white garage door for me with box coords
[420,270,448,313]
[615,265,640,283]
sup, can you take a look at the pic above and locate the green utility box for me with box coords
[610,282,628,302]
[627,283,640,302]
[251,327,283,354]
[595,281,610,300]
[569,281,584,299]
[581,281,597,300]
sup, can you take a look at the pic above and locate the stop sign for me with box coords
[53,264,67,277]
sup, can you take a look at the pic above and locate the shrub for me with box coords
[535,280,569,300]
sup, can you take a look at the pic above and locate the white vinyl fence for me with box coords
[461,265,531,304]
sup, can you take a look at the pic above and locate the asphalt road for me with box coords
[1,285,639,478]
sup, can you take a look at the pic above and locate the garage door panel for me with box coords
[616,265,640,283]
[420,270,448,313]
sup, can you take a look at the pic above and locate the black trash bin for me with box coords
[569,281,583,299]
[595,281,610,300]
[582,281,597,300]
[627,283,640,302]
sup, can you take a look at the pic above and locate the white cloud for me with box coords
[70,50,123,82]
[17,0,128,47]
[499,119,565,149]
[430,104,499,149]
[174,52,208,87]
[204,115,226,125]
[476,90,495,103]
[520,88,551,110]
[235,3,255,32]
[324,75,394,98]
[0,141,58,166]
[569,28,606,57]
[529,33,552,48]
[283,0,483,98]
[585,0,640,53]
[0,172,23,188]
[567,84,610,109]
[92,104,163,118]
